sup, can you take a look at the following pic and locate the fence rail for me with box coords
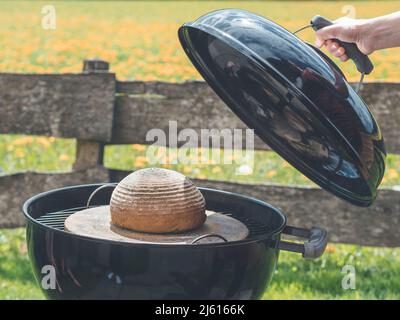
[1,59,399,247]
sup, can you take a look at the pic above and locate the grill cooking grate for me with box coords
[36,207,92,231]
[35,207,272,239]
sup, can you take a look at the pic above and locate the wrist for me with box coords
[357,19,378,54]
[358,12,400,53]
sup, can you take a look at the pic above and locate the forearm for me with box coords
[361,11,400,51]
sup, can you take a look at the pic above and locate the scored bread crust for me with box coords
[110,168,206,233]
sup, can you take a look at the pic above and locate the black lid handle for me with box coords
[311,15,374,75]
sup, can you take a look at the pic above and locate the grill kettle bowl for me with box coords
[23,184,327,300]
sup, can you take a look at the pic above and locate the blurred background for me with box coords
[1,0,400,299]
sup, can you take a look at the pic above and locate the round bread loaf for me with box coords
[110,168,206,233]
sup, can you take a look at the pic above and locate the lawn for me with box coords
[1,1,400,300]
[2,228,400,300]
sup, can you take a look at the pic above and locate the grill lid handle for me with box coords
[311,15,374,75]
[277,226,328,259]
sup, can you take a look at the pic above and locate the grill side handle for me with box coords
[277,226,328,259]
[86,183,117,207]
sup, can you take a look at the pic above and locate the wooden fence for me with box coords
[1,59,399,247]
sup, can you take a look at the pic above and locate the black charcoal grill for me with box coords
[24,184,327,300]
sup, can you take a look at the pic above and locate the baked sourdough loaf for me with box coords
[110,168,206,233]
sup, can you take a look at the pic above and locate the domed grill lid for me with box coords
[178,9,386,206]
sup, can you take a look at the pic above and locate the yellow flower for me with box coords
[135,156,148,163]
[212,166,221,174]
[134,160,145,167]
[266,170,277,178]
[15,148,25,158]
[325,244,336,254]
[387,168,399,179]
[183,166,192,174]
[59,154,69,161]
[37,137,51,148]
[131,144,146,151]
[197,174,207,179]
[11,136,33,146]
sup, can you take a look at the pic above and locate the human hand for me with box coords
[314,17,373,62]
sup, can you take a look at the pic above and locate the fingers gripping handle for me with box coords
[311,15,374,75]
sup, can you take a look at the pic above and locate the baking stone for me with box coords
[64,206,248,244]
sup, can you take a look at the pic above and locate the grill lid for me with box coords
[178,9,386,206]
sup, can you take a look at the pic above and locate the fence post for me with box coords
[72,59,109,170]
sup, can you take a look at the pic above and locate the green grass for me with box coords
[0,229,43,299]
[266,245,400,299]
[1,228,400,300]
